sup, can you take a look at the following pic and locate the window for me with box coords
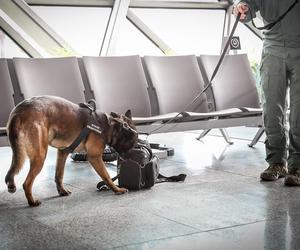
[127,8,226,55]
[31,6,111,56]
[0,29,29,58]
[114,19,164,56]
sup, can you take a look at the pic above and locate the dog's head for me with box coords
[105,110,138,157]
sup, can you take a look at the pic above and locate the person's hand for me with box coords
[233,2,249,21]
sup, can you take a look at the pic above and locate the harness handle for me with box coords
[88,99,97,111]
[79,99,97,113]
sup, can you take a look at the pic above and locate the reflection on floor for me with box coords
[0,127,299,250]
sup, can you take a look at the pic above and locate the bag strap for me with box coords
[156,173,187,183]
[249,0,298,30]
[97,173,186,190]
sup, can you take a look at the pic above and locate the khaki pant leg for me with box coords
[287,52,300,169]
[261,51,288,164]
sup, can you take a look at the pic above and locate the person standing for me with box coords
[233,0,300,185]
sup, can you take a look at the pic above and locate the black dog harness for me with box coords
[61,100,103,154]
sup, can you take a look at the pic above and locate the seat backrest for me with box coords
[198,54,260,110]
[0,59,15,127]
[143,55,209,114]
[82,55,152,117]
[13,57,86,103]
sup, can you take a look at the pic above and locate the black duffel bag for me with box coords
[97,139,186,191]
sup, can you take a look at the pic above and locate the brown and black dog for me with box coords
[5,95,138,206]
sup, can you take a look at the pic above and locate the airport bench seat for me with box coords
[139,55,262,137]
[0,54,263,146]
[0,59,15,146]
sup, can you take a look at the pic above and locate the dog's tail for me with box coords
[5,115,27,193]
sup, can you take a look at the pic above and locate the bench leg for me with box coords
[196,129,211,140]
[248,127,265,147]
[219,128,234,145]
[196,128,233,145]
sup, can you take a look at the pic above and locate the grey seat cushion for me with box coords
[13,57,86,103]
[83,55,152,117]
[198,54,260,111]
[143,55,209,114]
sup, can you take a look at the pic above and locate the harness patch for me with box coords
[87,122,102,135]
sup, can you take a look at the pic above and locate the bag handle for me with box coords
[137,139,153,160]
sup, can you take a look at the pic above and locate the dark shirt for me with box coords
[235,0,300,47]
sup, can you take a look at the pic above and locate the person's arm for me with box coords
[233,0,259,23]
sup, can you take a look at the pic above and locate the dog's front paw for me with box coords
[114,187,128,195]
[28,199,41,207]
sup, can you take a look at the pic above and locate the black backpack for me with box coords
[97,139,186,191]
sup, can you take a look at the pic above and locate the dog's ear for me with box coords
[102,113,110,126]
[110,118,122,133]
[125,109,132,120]
[110,112,120,118]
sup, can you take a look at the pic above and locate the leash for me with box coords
[249,0,298,30]
[144,0,298,138]
[145,13,242,137]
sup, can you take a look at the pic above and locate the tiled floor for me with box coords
[1,127,300,250]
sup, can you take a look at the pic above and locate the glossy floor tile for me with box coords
[1,127,300,250]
